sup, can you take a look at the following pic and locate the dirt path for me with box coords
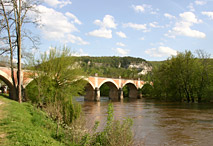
[0,101,4,105]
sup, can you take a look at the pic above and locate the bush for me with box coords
[66,103,133,146]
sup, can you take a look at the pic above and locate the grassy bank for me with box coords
[0,95,133,146]
[0,95,69,146]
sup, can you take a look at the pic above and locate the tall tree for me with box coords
[0,0,39,103]
[152,50,212,102]
[195,50,211,102]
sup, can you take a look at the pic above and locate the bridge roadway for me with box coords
[0,67,150,101]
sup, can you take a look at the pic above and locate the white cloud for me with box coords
[65,12,82,25]
[36,5,77,38]
[164,13,176,19]
[149,22,161,28]
[202,11,213,19]
[88,15,117,39]
[145,46,177,57]
[112,48,129,56]
[179,12,202,23]
[87,28,112,39]
[132,4,157,14]
[66,34,89,45]
[132,5,145,13]
[123,22,147,30]
[164,31,176,38]
[116,42,125,47]
[166,12,205,38]
[94,15,117,29]
[116,31,127,38]
[34,5,88,45]
[195,0,206,5]
[43,0,72,8]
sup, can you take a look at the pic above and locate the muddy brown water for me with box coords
[76,97,213,146]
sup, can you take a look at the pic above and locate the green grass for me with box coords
[0,95,134,146]
[0,95,70,146]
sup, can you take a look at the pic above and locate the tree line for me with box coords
[150,50,213,102]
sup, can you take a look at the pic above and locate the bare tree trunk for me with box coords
[17,0,22,103]
[1,0,38,102]
[0,0,17,99]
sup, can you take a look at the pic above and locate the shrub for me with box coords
[66,103,133,146]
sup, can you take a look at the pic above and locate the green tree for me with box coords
[141,83,153,97]
[152,50,212,102]
[195,50,212,102]
[26,47,87,135]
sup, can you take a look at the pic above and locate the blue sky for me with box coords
[33,0,213,61]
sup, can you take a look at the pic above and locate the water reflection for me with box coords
[76,97,213,145]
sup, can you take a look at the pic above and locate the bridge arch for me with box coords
[0,70,16,100]
[0,70,13,85]
[122,81,138,99]
[122,80,137,89]
[83,78,95,90]
[23,78,34,88]
[98,79,119,90]
[141,83,154,97]
[84,80,96,101]
[99,79,119,100]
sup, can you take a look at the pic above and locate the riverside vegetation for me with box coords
[151,50,213,102]
[0,95,133,146]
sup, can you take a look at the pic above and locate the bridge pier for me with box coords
[109,88,118,100]
[138,89,142,99]
[118,88,123,100]
[9,87,17,100]
[94,87,100,101]
[129,88,138,99]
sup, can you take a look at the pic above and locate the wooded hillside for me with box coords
[73,56,152,79]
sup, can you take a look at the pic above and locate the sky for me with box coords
[31,0,213,61]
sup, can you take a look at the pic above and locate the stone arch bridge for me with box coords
[0,67,151,101]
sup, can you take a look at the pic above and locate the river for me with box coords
[76,97,213,146]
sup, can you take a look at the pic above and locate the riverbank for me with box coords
[0,95,69,146]
[0,95,134,146]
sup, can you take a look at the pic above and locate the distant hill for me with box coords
[74,56,150,68]
[73,56,152,79]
